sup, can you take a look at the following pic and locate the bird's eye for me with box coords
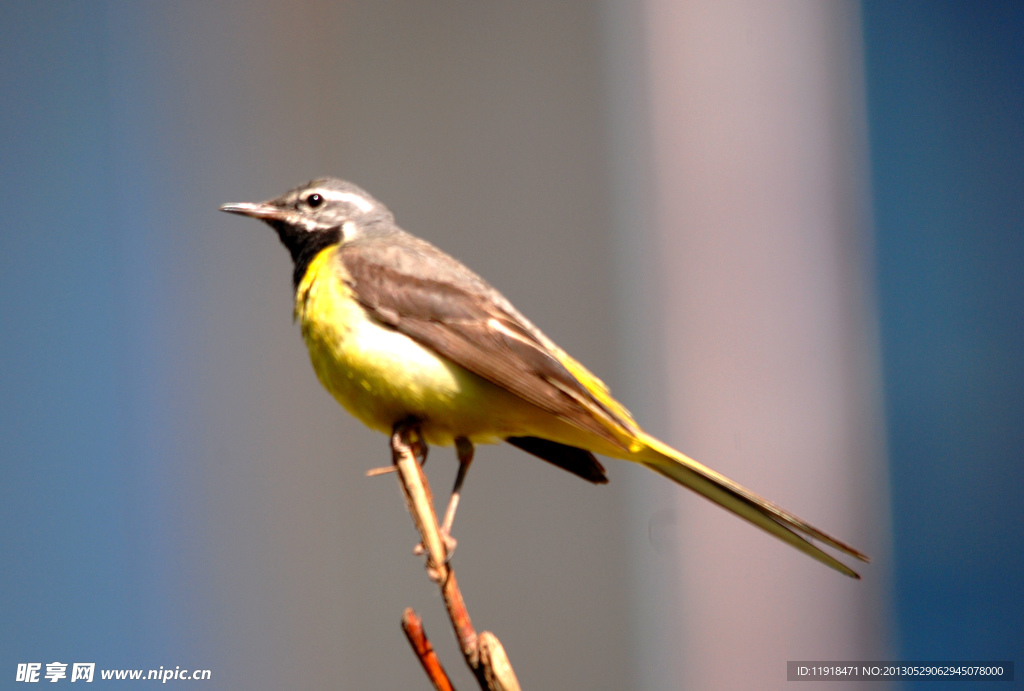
[305,193,323,208]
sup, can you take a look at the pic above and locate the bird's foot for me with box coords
[413,528,458,568]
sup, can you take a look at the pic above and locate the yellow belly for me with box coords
[294,247,548,447]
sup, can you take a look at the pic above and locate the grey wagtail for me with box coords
[221,177,869,578]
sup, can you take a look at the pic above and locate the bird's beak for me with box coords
[219,201,288,221]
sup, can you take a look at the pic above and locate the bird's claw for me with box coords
[412,529,458,568]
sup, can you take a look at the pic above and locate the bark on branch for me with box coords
[390,422,522,691]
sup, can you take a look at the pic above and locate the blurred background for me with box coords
[1,1,1020,689]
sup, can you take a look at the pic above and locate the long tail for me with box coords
[636,433,870,578]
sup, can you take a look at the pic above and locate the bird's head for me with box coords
[221,178,392,265]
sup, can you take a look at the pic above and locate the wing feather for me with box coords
[339,232,634,447]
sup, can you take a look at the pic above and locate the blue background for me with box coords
[863,0,1024,675]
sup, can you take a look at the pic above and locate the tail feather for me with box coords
[638,433,869,578]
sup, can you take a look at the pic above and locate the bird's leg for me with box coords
[439,437,475,552]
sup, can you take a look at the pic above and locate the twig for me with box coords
[478,632,519,691]
[402,608,456,691]
[391,422,522,691]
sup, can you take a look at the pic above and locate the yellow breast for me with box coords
[293,246,535,446]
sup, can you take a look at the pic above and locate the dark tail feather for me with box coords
[506,436,608,484]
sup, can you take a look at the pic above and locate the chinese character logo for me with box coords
[71,663,95,682]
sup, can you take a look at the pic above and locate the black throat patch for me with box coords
[268,222,342,291]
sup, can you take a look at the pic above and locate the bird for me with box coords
[221,177,869,578]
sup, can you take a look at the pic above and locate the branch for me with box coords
[391,423,521,691]
[402,608,456,691]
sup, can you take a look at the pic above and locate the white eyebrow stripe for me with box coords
[320,189,374,213]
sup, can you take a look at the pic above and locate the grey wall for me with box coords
[630,2,891,688]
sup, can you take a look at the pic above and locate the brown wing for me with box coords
[339,230,632,449]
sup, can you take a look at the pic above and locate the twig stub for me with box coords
[401,607,456,691]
